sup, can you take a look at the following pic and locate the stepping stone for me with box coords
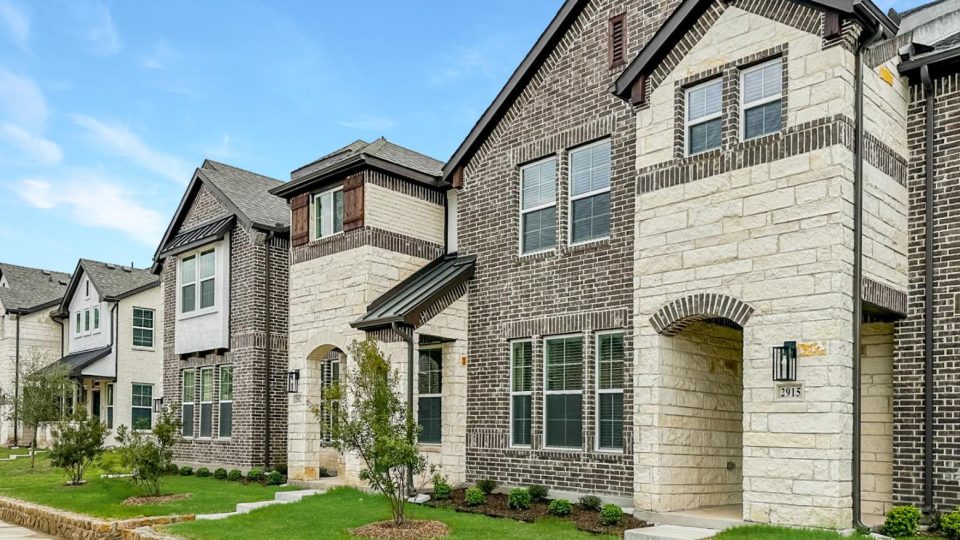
[194,512,238,521]
[236,500,286,514]
[274,489,323,503]
[626,525,718,540]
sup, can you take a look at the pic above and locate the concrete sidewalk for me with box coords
[0,519,56,539]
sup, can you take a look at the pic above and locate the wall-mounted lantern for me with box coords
[287,370,301,394]
[153,397,164,413]
[772,341,798,381]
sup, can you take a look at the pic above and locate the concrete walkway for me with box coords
[0,519,57,539]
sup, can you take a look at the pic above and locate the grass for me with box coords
[168,487,616,540]
[0,450,294,519]
[716,525,873,539]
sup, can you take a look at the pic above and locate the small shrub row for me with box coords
[168,464,285,484]
[941,510,960,540]
[883,506,921,538]
[463,480,624,527]
[508,488,531,510]
[432,474,452,500]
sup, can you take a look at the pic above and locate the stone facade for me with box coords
[0,496,192,540]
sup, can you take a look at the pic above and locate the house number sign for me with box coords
[775,382,803,401]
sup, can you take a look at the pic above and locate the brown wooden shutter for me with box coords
[609,14,626,68]
[291,193,310,247]
[342,172,364,231]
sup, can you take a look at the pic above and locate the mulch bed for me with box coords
[122,493,192,506]
[350,519,449,539]
[425,488,647,536]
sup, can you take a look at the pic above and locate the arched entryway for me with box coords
[305,343,347,478]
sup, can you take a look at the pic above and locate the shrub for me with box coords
[464,487,485,507]
[599,504,624,526]
[165,463,180,475]
[49,414,107,486]
[528,484,548,502]
[247,467,264,483]
[114,409,181,496]
[883,506,921,538]
[179,466,193,476]
[274,463,288,475]
[196,467,211,477]
[941,510,960,540]
[508,488,531,510]
[266,471,284,486]
[476,478,497,495]
[548,499,573,517]
[579,495,602,511]
[227,469,243,482]
[213,468,228,480]
[432,474,452,500]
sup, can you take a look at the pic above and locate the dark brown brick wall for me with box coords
[894,72,960,511]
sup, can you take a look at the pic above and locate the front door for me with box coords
[91,389,101,419]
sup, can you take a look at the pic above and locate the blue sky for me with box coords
[0,0,925,273]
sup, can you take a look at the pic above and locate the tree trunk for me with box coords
[30,434,36,469]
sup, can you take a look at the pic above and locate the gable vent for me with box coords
[609,14,626,68]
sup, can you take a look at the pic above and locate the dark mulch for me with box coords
[122,493,192,506]
[350,519,449,539]
[426,489,647,536]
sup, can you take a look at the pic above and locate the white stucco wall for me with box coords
[173,237,231,354]
[67,274,110,353]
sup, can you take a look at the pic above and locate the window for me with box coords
[182,370,195,437]
[544,336,583,449]
[520,158,557,254]
[417,348,442,444]
[570,140,612,244]
[180,249,216,314]
[320,355,341,445]
[199,367,214,438]
[596,332,625,451]
[686,78,723,155]
[131,383,153,430]
[510,340,533,447]
[314,186,344,239]
[84,309,90,333]
[133,308,154,348]
[106,383,114,429]
[219,365,233,438]
[85,280,90,297]
[93,306,100,331]
[74,312,81,335]
[741,59,783,140]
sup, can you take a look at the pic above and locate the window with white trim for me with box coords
[182,369,195,437]
[219,365,233,438]
[74,312,81,336]
[418,347,442,444]
[544,335,583,449]
[510,340,533,447]
[106,383,114,429]
[84,308,90,333]
[180,249,216,314]
[93,306,100,332]
[596,332,624,451]
[320,354,341,445]
[686,78,723,155]
[313,186,344,239]
[199,367,214,438]
[570,140,612,244]
[520,158,557,254]
[131,383,153,430]
[133,308,154,348]
[741,59,783,140]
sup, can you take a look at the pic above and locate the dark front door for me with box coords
[91,389,101,419]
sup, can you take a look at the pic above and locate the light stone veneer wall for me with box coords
[861,322,894,518]
[365,183,445,246]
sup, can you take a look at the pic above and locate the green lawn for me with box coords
[168,487,616,540]
[716,525,873,540]
[0,451,294,519]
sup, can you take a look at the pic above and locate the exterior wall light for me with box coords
[287,370,300,394]
[772,341,798,381]
[153,397,164,413]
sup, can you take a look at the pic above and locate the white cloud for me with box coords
[338,116,397,131]
[0,123,61,164]
[0,69,49,131]
[141,40,175,70]
[70,114,189,183]
[0,1,29,50]
[11,175,165,246]
[79,0,120,55]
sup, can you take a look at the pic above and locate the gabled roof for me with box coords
[612,0,899,101]
[272,137,444,199]
[57,259,159,315]
[0,262,70,314]
[351,253,475,331]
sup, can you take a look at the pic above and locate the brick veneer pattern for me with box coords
[862,277,907,317]
[650,293,755,337]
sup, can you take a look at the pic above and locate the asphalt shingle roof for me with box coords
[200,160,290,228]
[79,259,159,300]
[291,137,443,181]
[0,262,70,313]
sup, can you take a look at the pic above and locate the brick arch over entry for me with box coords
[650,293,755,337]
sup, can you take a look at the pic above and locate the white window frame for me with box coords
[132,307,155,349]
[685,77,723,157]
[519,156,558,256]
[594,330,625,454]
[92,305,100,333]
[218,365,233,439]
[417,345,443,446]
[542,333,585,451]
[83,308,91,335]
[509,339,533,449]
[568,139,612,247]
[74,311,81,336]
[105,383,114,430]
[740,58,783,141]
[131,383,153,431]
[182,369,195,438]
[178,247,217,317]
[198,367,214,439]
[312,185,344,241]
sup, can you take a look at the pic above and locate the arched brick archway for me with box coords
[650,293,755,337]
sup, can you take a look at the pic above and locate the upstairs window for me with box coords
[133,308,154,348]
[314,186,344,239]
[570,140,612,244]
[520,158,557,254]
[741,59,783,140]
[93,306,100,332]
[686,78,722,155]
[544,335,583,449]
[418,348,442,444]
[180,248,216,314]
[74,312,81,336]
[84,309,90,333]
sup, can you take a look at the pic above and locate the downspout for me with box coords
[853,22,884,529]
[264,231,274,469]
[13,313,20,446]
[112,303,118,410]
[391,321,415,496]
[921,64,935,513]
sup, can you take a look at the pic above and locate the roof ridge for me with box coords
[79,258,151,272]
[376,139,444,165]
[0,261,71,277]
[203,159,283,183]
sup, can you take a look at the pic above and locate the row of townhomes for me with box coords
[3,0,960,531]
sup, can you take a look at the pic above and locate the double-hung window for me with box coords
[133,308,154,348]
[417,348,442,444]
[180,249,216,314]
[520,158,557,254]
[741,59,783,140]
[131,383,153,430]
[570,140,612,244]
[105,383,114,429]
[510,340,533,447]
[93,306,100,332]
[596,332,625,451]
[199,367,214,438]
[74,312,81,336]
[84,309,90,333]
[182,370,195,437]
[686,78,723,155]
[314,186,344,239]
[219,365,233,438]
[544,336,583,449]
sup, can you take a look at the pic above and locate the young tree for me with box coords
[315,340,428,526]
[50,413,107,485]
[2,351,73,468]
[115,407,182,496]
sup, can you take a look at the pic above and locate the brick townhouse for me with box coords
[151,159,290,470]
